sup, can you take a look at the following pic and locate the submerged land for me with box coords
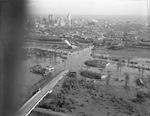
[20,15,150,116]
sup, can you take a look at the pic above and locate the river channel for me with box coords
[22,45,150,94]
[21,45,150,115]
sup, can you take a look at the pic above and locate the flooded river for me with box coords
[23,45,150,94]
[22,46,150,116]
[22,46,93,97]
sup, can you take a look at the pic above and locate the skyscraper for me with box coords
[147,0,150,25]
[48,14,53,24]
[147,0,150,39]
[67,13,71,26]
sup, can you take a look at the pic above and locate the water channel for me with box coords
[23,45,150,92]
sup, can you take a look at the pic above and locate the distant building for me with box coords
[48,14,53,25]
[80,19,87,26]
[147,0,150,39]
[147,0,150,25]
[73,19,80,25]
[114,31,124,38]
[59,17,65,26]
[67,13,72,26]
[35,22,40,28]
[48,14,53,20]
[87,21,96,26]
[40,17,46,24]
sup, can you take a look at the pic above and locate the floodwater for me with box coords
[21,46,93,97]
[24,46,150,116]
[24,46,93,75]
[23,46,150,93]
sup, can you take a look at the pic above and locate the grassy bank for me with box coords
[37,75,150,116]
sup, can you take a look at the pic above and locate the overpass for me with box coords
[16,70,69,116]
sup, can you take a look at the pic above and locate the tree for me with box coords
[124,72,130,87]
[116,60,122,78]
[106,71,111,85]
[138,67,141,77]
[134,75,144,87]
[141,64,145,79]
[127,58,130,67]
[116,62,120,77]
[143,75,150,88]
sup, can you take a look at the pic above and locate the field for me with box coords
[35,75,150,116]
[94,48,150,59]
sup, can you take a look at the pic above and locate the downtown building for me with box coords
[67,13,72,26]
[147,0,150,39]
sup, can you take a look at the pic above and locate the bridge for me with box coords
[16,70,69,116]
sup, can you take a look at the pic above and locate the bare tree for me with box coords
[116,62,120,77]
[134,74,144,87]
[141,64,145,79]
[124,72,130,87]
[119,60,123,77]
[144,75,150,88]
[138,67,141,77]
[116,60,122,78]
[127,58,130,67]
[106,71,111,85]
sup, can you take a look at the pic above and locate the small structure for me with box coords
[67,71,77,77]
[30,65,54,76]
[45,66,54,72]
[86,78,96,83]
[101,75,107,80]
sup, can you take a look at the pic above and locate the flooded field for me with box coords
[90,51,150,87]
[21,45,150,116]
[22,46,150,98]
[21,46,93,101]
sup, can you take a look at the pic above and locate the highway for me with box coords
[16,70,69,116]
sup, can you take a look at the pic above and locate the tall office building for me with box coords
[147,0,150,39]
[147,0,150,25]
[48,14,53,20]
[58,17,65,26]
[48,14,53,24]
[67,13,72,26]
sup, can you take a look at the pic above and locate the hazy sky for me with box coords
[27,0,148,16]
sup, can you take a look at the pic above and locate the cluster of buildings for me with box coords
[25,11,150,50]
[26,13,97,28]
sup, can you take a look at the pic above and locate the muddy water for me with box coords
[24,46,150,90]
[26,46,93,75]
[26,46,150,116]
[22,46,93,93]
